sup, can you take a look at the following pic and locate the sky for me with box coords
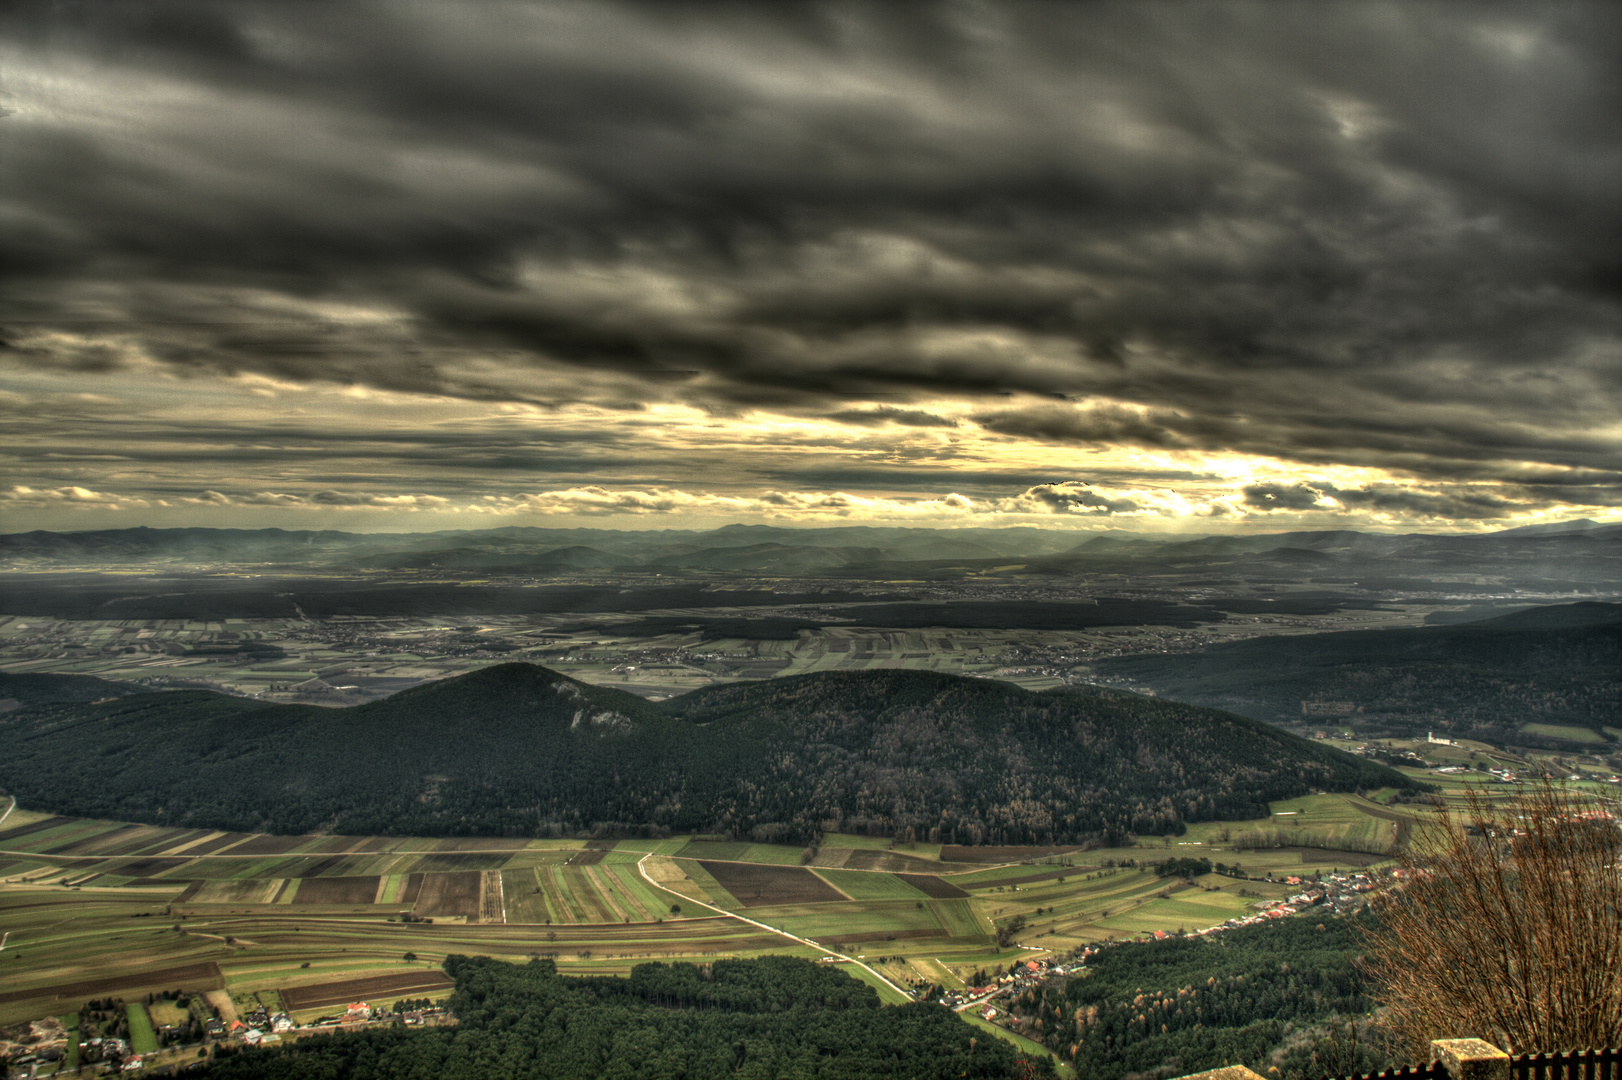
[2,1,1620,535]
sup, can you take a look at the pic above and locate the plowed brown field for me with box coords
[697,861,845,907]
[280,971,454,1011]
[414,871,481,918]
[0,962,223,1006]
[292,876,382,905]
[895,874,970,898]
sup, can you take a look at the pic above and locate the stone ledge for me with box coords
[1433,1038,1511,1080]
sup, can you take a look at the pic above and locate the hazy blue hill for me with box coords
[643,542,888,572]
[1094,602,1622,737]
[3,523,1615,589]
[0,663,1412,841]
[353,544,636,571]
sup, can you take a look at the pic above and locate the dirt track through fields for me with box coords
[479,870,504,923]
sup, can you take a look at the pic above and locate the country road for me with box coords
[635,854,912,1000]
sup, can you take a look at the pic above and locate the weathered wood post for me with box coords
[1433,1038,1511,1080]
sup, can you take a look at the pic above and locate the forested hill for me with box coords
[0,664,1411,842]
[1093,602,1622,737]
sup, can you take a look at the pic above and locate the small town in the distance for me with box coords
[0,518,1618,1079]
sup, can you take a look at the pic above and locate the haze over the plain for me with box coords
[1,1,1618,533]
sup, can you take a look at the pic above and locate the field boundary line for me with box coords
[636,855,911,1001]
[807,868,858,900]
[0,797,14,830]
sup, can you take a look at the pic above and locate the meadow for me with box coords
[0,786,1426,1045]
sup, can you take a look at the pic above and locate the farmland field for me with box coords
[292,876,382,905]
[0,792,1425,1035]
[281,971,456,1011]
[697,860,846,907]
[1521,722,1608,743]
[414,870,482,919]
[811,869,929,901]
[897,873,971,898]
[674,841,805,865]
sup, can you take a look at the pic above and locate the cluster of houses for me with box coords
[936,955,1074,1016]
[933,869,1389,1029]
[302,1001,446,1031]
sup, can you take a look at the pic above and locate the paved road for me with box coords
[636,854,912,1000]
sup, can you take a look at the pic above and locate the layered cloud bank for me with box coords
[1,2,1618,531]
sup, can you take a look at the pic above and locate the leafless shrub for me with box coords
[1362,781,1622,1059]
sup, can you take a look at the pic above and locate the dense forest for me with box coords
[1095,603,1622,739]
[999,915,1387,1080]
[0,664,1410,842]
[200,955,1044,1079]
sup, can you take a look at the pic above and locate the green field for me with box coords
[126,1001,160,1054]
[836,962,913,1005]
[813,869,931,901]
[0,790,1437,1030]
[1521,722,1609,743]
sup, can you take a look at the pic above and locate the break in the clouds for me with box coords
[1,1,1619,532]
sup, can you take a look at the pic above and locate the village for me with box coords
[2,998,451,1078]
[939,867,1386,1034]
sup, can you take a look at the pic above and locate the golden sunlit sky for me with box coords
[2,2,1619,535]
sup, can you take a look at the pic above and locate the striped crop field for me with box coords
[763,900,945,940]
[609,838,690,856]
[673,841,805,865]
[661,859,742,910]
[930,899,988,939]
[944,861,1091,887]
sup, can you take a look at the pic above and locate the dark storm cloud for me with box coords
[1242,481,1529,521]
[826,406,958,428]
[1,0,1619,503]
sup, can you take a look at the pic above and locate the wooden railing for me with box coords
[1325,1061,1451,1080]
[1186,1041,1620,1080]
[1511,1049,1622,1080]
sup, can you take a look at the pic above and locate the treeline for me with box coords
[200,955,1044,1079]
[1095,607,1622,736]
[1004,915,1388,1080]
[0,665,1411,843]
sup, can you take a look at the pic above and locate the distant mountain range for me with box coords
[2,520,1616,591]
[0,663,1411,842]
[1094,602,1622,743]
